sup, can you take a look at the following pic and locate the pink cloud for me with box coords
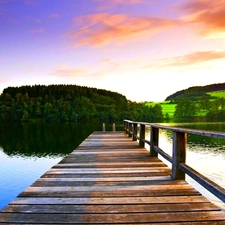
[146,51,225,68]
[69,13,178,47]
[171,51,225,66]
[181,0,225,36]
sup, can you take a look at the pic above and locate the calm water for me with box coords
[0,122,103,210]
[0,122,225,210]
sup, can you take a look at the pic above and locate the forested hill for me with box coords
[165,82,225,101]
[3,85,125,102]
[1,84,127,122]
[0,84,163,123]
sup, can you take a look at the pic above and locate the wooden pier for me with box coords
[1,128,225,224]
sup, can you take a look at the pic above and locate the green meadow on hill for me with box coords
[208,90,225,98]
[146,101,176,118]
[146,85,225,121]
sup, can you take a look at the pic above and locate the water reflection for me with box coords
[0,149,62,210]
[0,123,100,157]
[0,122,103,209]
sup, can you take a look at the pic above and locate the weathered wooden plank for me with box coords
[79,142,140,147]
[2,203,220,213]
[1,211,225,224]
[10,196,210,205]
[76,145,146,149]
[32,180,180,187]
[42,171,171,178]
[45,167,170,174]
[1,222,224,225]
[20,184,198,193]
[59,153,159,159]
[69,151,149,155]
[59,156,159,161]
[53,161,166,168]
[32,177,182,187]
[34,176,172,182]
[19,183,201,199]
[59,158,163,164]
[1,222,222,225]
[19,190,201,198]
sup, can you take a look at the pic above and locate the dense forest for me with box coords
[0,85,163,123]
[165,82,225,102]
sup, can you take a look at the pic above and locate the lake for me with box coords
[0,122,225,211]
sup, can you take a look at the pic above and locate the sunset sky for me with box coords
[1,0,225,102]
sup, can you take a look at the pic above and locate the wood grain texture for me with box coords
[1,131,225,224]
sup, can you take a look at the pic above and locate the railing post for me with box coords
[102,123,106,132]
[128,122,132,137]
[172,131,187,180]
[124,121,128,133]
[132,123,137,141]
[150,126,159,157]
[112,123,116,132]
[139,124,145,147]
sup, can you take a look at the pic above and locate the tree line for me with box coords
[0,85,163,123]
[174,96,225,121]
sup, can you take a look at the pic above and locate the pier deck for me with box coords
[1,131,225,224]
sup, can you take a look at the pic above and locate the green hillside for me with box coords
[147,88,225,120]
[208,90,225,98]
[165,82,225,102]
[146,101,176,118]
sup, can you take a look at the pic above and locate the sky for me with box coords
[1,0,225,102]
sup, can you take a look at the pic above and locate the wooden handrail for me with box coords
[124,120,225,139]
[123,119,225,203]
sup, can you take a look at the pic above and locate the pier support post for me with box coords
[132,123,137,141]
[112,123,116,132]
[150,127,159,157]
[172,131,186,180]
[139,124,145,147]
[128,122,132,137]
[124,121,128,133]
[102,123,106,132]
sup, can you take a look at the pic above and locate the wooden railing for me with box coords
[124,119,225,203]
